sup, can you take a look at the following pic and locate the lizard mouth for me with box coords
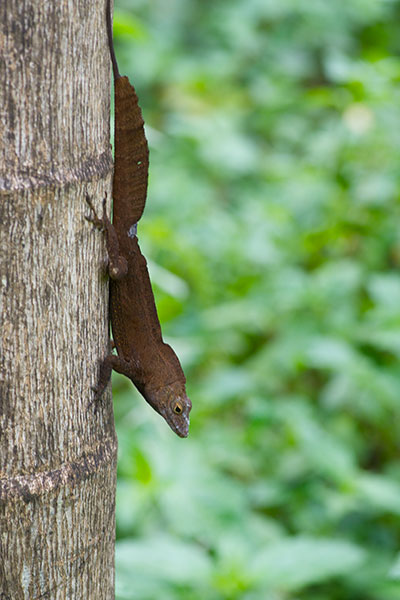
[173,414,190,438]
[144,384,191,438]
[160,406,190,438]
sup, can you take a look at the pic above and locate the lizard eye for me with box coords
[173,403,182,414]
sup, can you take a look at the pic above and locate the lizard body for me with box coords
[86,0,191,438]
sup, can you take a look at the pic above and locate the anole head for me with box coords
[145,381,192,438]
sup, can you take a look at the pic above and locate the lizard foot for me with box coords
[85,193,107,230]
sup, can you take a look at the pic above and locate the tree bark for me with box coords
[0,1,117,598]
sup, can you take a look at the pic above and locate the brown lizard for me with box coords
[85,0,191,437]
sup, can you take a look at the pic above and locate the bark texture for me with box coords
[0,0,117,598]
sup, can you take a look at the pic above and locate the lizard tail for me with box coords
[106,0,121,80]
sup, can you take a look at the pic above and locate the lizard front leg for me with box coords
[89,353,134,407]
[85,193,128,280]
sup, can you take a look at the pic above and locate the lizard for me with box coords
[85,0,192,438]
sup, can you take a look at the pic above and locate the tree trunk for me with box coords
[0,1,117,598]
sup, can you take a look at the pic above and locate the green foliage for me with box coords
[112,0,400,597]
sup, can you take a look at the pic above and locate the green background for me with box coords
[111,0,400,598]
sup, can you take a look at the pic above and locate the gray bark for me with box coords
[0,0,117,598]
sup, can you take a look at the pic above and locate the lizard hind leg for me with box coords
[85,193,128,280]
[85,193,105,230]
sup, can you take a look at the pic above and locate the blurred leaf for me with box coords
[306,337,357,369]
[356,473,400,515]
[368,273,400,309]
[112,0,400,598]
[147,258,189,299]
[113,10,148,40]
[251,537,367,589]
[116,535,211,599]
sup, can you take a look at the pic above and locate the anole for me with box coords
[86,0,191,437]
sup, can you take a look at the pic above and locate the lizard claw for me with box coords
[87,386,102,411]
[85,193,106,230]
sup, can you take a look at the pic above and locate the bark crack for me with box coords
[0,435,117,504]
[0,150,113,192]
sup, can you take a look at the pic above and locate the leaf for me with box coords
[306,337,356,369]
[367,274,400,309]
[147,259,189,299]
[251,537,367,590]
[356,473,400,515]
[116,535,211,590]
[113,11,148,40]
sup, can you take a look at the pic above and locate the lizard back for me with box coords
[109,234,186,392]
[113,76,149,231]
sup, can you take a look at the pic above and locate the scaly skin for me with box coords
[86,197,192,438]
[84,0,191,437]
